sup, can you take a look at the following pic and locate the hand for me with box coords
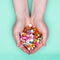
[12,0,30,54]
[30,0,48,54]
[34,19,48,46]
[30,18,48,54]
[12,20,29,54]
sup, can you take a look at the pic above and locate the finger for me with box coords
[12,23,30,54]
[35,21,48,46]
[15,34,20,47]
[42,22,48,46]
[42,32,48,46]
[19,45,30,54]
[12,29,20,47]
[25,15,31,26]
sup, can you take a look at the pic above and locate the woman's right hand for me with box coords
[12,19,30,54]
[12,0,31,54]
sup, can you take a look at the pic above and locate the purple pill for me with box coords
[27,30,31,34]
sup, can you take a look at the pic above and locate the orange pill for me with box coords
[26,26,31,30]
[23,28,26,32]
[36,36,38,38]
[23,32,26,36]
[33,28,36,31]
[33,39,37,43]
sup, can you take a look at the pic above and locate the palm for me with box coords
[35,20,48,45]
[12,20,30,54]
[30,19,48,54]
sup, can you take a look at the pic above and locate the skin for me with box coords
[30,0,48,54]
[12,0,30,54]
[12,0,48,54]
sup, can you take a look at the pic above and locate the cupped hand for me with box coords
[12,19,30,54]
[12,0,31,54]
[30,18,48,54]
[30,0,48,54]
[34,19,48,45]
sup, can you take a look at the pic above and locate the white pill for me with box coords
[26,40,31,44]
[31,30,34,33]
[28,48,30,50]
[29,24,32,27]
[38,34,40,36]
[29,39,33,42]
[31,47,33,49]
[37,40,39,43]
[38,38,42,40]
[21,32,24,36]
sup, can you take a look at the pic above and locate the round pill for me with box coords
[23,32,26,36]
[36,36,38,38]
[28,47,30,50]
[29,41,33,44]
[27,30,31,34]
[31,29,34,33]
[29,24,32,27]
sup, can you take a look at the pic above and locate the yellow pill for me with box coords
[33,28,36,31]
[36,36,38,38]
[32,44,35,47]
[29,44,33,48]
[23,32,26,36]
[33,39,37,43]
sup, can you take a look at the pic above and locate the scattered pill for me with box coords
[19,24,43,51]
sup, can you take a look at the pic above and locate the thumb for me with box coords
[15,35,20,47]
[35,21,48,46]
[13,31,20,47]
[42,27,48,46]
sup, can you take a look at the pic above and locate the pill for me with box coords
[19,24,43,51]
[38,37,43,41]
[23,32,26,36]
[30,39,33,42]
[29,41,33,44]
[37,40,40,43]
[28,47,30,50]
[36,36,38,38]
[22,36,27,40]
[29,24,32,27]
[31,29,34,33]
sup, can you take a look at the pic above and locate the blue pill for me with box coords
[27,30,31,33]
[29,41,33,43]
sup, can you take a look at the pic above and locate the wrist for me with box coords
[16,14,29,21]
[16,16,25,21]
[36,15,44,21]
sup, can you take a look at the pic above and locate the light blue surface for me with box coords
[0,0,60,60]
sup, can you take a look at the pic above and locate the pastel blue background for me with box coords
[0,0,60,60]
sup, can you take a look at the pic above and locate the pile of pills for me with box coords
[19,24,43,51]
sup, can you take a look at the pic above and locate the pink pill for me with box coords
[26,34,30,37]
[22,36,28,40]
[35,42,38,46]
[33,35,35,39]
